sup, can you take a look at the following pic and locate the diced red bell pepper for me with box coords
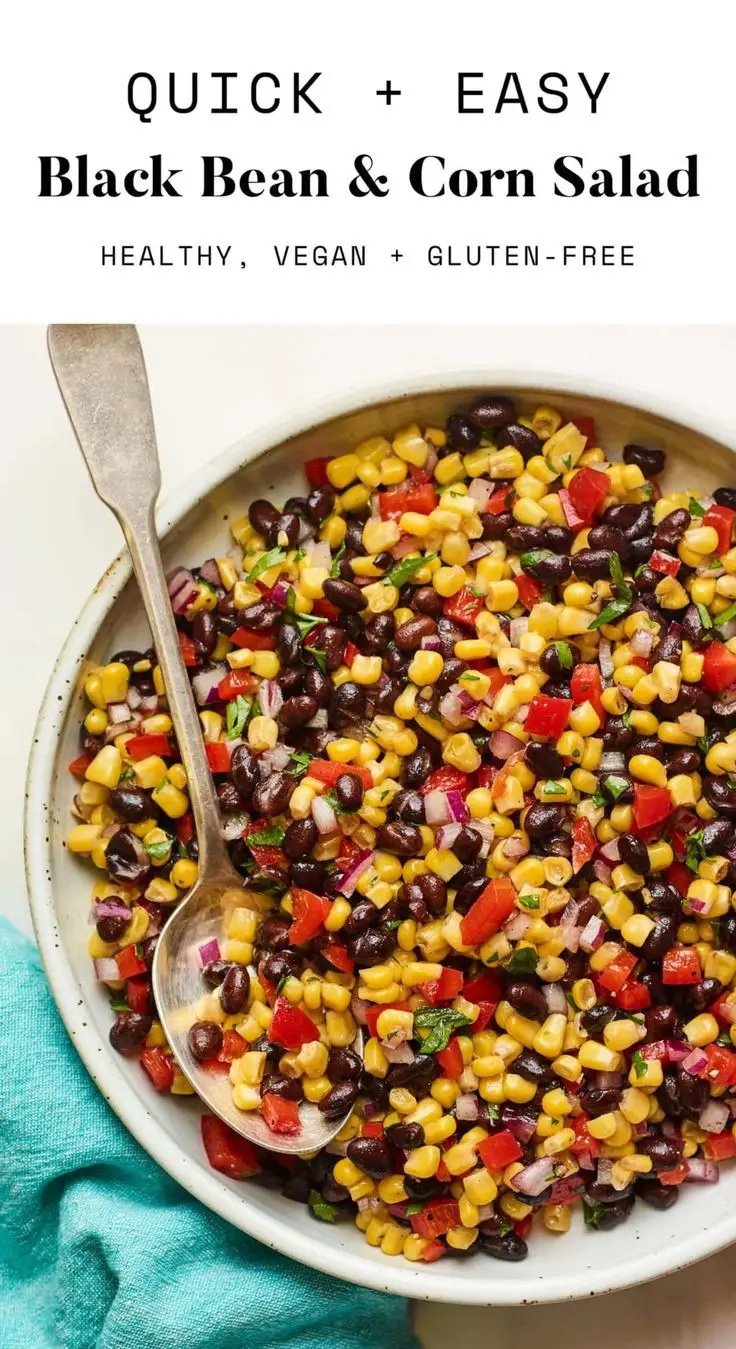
[322,941,355,975]
[571,816,597,875]
[201,1056,231,1075]
[649,549,681,577]
[420,967,465,1006]
[463,970,503,1009]
[572,416,597,447]
[219,1030,248,1062]
[703,641,736,693]
[460,877,517,948]
[304,456,333,488]
[361,1121,384,1138]
[544,1174,586,1206]
[343,641,360,667]
[569,1113,601,1159]
[702,1132,736,1161]
[248,844,288,871]
[477,764,497,790]
[178,631,199,667]
[125,733,174,762]
[598,950,638,994]
[365,1001,412,1040]
[516,574,544,610]
[478,1130,523,1171]
[176,812,194,846]
[704,504,736,556]
[659,1163,689,1185]
[419,1240,446,1263]
[662,947,702,985]
[632,784,672,831]
[410,1198,461,1239]
[309,596,340,622]
[140,1047,175,1093]
[218,668,258,702]
[337,835,362,868]
[230,626,277,651]
[307,759,373,791]
[558,487,587,533]
[708,991,736,1028]
[205,741,231,774]
[268,997,320,1051]
[288,888,332,945]
[115,945,148,980]
[435,1037,464,1080]
[470,1001,496,1033]
[524,694,572,739]
[442,586,485,628]
[665,861,693,896]
[379,481,438,521]
[486,485,514,516]
[567,466,610,522]
[700,1043,736,1088]
[261,1092,301,1137]
[201,1115,261,1178]
[421,766,470,796]
[570,663,605,724]
[126,976,152,1015]
[68,753,92,779]
[615,979,651,1011]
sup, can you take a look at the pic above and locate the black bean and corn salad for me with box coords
[68,395,736,1264]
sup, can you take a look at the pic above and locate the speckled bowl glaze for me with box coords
[25,373,736,1304]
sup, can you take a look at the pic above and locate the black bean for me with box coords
[714,486,736,510]
[637,1134,684,1171]
[641,913,679,961]
[375,822,422,857]
[203,959,232,989]
[276,624,301,666]
[452,827,483,863]
[109,648,146,670]
[676,1066,709,1116]
[191,610,218,657]
[524,802,566,839]
[80,729,105,756]
[578,1086,623,1116]
[393,790,425,825]
[343,901,378,939]
[584,1180,627,1206]
[544,524,574,554]
[416,872,448,915]
[279,695,318,729]
[347,1136,392,1178]
[403,747,433,788]
[522,550,573,583]
[221,965,250,1014]
[653,622,683,666]
[229,745,258,803]
[587,527,630,562]
[590,1195,635,1230]
[507,524,546,553]
[581,1004,617,1035]
[384,1121,425,1149]
[524,741,565,778]
[350,928,396,967]
[270,510,300,549]
[411,585,442,617]
[404,1175,445,1201]
[646,878,682,912]
[110,1011,153,1051]
[653,508,690,552]
[636,1178,679,1210]
[703,776,736,817]
[321,577,365,613]
[96,910,130,943]
[446,413,480,450]
[453,875,486,915]
[436,658,464,696]
[363,614,395,653]
[601,773,634,804]
[467,395,517,429]
[252,773,293,816]
[628,536,655,565]
[667,747,701,775]
[215,782,243,814]
[512,1050,555,1086]
[327,1047,363,1081]
[495,423,540,459]
[262,950,301,985]
[238,601,282,631]
[703,818,735,854]
[329,681,365,729]
[262,1072,304,1102]
[248,499,280,536]
[280,819,316,862]
[105,830,150,885]
[395,615,438,651]
[506,980,547,1021]
[623,443,666,479]
[255,917,291,954]
[188,1021,223,1060]
[108,785,152,823]
[372,674,404,714]
[318,1079,359,1119]
[689,978,724,1013]
[331,774,360,812]
[618,832,650,874]
[482,510,513,541]
[478,1232,528,1262]
[277,667,304,697]
[572,549,614,582]
[305,484,336,524]
[644,1004,679,1042]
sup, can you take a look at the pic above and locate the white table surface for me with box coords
[3,324,736,1347]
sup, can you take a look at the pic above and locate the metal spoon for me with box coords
[48,324,361,1153]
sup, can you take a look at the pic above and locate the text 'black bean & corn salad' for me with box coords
[67,395,736,1264]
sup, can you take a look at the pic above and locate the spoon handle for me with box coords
[47,324,233,883]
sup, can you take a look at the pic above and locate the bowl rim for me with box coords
[24,367,736,1305]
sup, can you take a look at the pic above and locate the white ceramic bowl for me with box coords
[25,373,736,1304]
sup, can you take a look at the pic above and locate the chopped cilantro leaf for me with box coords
[414,1007,472,1055]
[246,548,287,583]
[603,774,631,801]
[591,790,608,808]
[386,552,437,589]
[518,893,540,911]
[696,602,713,630]
[688,497,706,519]
[226,694,252,740]
[505,947,539,976]
[553,640,574,671]
[404,1201,426,1216]
[308,1190,340,1223]
[715,601,736,628]
[543,781,567,797]
[305,645,328,674]
[330,542,346,577]
[247,825,286,847]
[144,836,172,862]
[288,749,313,778]
[685,829,706,874]
[109,995,130,1012]
[632,1050,647,1079]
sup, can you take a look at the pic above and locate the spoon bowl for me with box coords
[47,323,362,1153]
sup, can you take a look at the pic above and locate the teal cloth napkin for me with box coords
[0,917,419,1349]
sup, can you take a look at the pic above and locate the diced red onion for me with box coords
[685,1157,719,1183]
[356,1193,383,1211]
[545,1175,586,1207]
[455,1094,480,1122]
[439,688,466,727]
[258,680,284,719]
[106,701,131,725]
[512,1157,556,1197]
[167,566,200,616]
[579,915,606,953]
[325,1138,350,1157]
[222,813,249,842]
[641,1040,668,1061]
[592,857,613,886]
[126,685,143,710]
[270,580,290,608]
[198,938,221,966]
[543,983,567,1014]
[502,835,528,863]
[718,1001,736,1025]
[199,558,221,586]
[306,708,329,729]
[93,957,119,982]
[599,838,622,863]
[192,666,227,707]
[390,534,421,560]
[312,795,338,835]
[445,790,470,825]
[630,627,655,658]
[92,899,132,925]
[504,1111,537,1144]
[719,619,736,642]
[596,1157,614,1186]
[473,818,495,858]
[600,751,626,773]
[420,634,443,651]
[504,910,531,941]
[425,790,452,826]
[105,718,140,742]
[598,636,614,679]
[558,923,582,953]
[687,897,710,914]
[469,477,495,506]
[677,711,705,738]
[350,994,370,1025]
[490,730,524,762]
[560,897,581,927]
[436,822,462,851]
[260,744,292,773]
[699,1099,730,1134]
[577,1148,595,1172]
[307,539,331,569]
[457,690,483,722]
[138,695,159,715]
[424,445,439,478]
[712,684,736,715]
[468,542,491,562]
[475,1203,496,1222]
[661,1119,681,1140]
[339,850,375,897]
[382,1041,415,1065]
